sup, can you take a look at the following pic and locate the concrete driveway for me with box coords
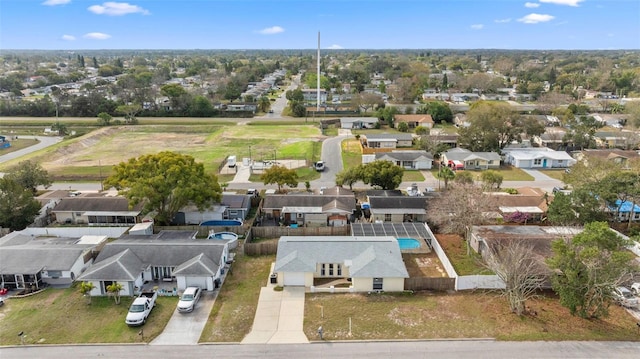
[242,265,308,344]
[150,290,217,345]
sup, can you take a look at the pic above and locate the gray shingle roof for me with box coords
[368,196,428,209]
[52,197,143,213]
[263,195,355,211]
[172,253,217,276]
[0,236,95,274]
[375,150,433,161]
[78,249,143,281]
[366,133,413,141]
[274,236,408,278]
[444,148,500,162]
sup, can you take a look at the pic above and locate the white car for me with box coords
[612,286,639,308]
[177,287,201,313]
[631,282,640,296]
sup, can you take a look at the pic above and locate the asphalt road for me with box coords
[0,135,63,164]
[1,340,638,358]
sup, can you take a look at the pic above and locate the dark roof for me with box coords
[119,230,197,241]
[52,197,143,213]
[579,149,640,159]
[319,186,354,196]
[368,196,428,209]
[364,190,403,197]
[221,194,251,209]
[263,195,355,210]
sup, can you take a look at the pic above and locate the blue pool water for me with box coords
[397,238,421,250]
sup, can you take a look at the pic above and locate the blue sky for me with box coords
[1,0,638,50]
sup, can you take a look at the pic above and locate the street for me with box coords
[1,340,638,358]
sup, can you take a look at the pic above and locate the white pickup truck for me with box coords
[125,291,157,326]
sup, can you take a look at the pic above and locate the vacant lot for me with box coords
[304,291,639,341]
[0,287,176,345]
[0,123,323,180]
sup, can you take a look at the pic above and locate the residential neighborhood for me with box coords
[1,46,640,352]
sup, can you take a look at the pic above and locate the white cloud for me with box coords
[518,13,555,24]
[88,2,149,16]
[470,24,484,30]
[61,34,76,41]
[524,2,540,8]
[42,0,71,5]
[83,32,111,40]
[539,0,583,6]
[257,26,284,35]
[327,44,343,49]
[495,18,512,23]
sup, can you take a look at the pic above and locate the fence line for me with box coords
[404,277,455,291]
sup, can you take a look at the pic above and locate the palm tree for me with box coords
[79,281,96,304]
[106,283,124,305]
[436,166,456,190]
[258,96,271,113]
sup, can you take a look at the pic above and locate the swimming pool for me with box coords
[397,238,421,250]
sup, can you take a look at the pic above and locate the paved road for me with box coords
[312,131,351,188]
[0,136,63,164]
[1,341,638,358]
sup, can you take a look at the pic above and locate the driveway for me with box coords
[150,290,217,345]
[242,264,307,344]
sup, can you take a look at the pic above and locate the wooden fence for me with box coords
[244,241,279,256]
[251,226,350,238]
[404,277,455,291]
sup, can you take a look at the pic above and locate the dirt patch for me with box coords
[403,253,448,277]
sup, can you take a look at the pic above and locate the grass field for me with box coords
[538,169,567,181]
[304,291,639,341]
[0,123,324,180]
[200,253,275,342]
[402,170,425,182]
[0,138,40,155]
[341,138,362,168]
[0,287,176,345]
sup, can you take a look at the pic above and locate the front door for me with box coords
[15,274,25,289]
[542,159,547,168]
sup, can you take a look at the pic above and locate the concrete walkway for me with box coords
[241,264,308,344]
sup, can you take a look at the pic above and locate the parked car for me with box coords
[612,286,639,308]
[631,282,640,296]
[125,290,157,326]
[314,161,325,172]
[177,287,201,313]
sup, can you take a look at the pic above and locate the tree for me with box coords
[103,152,222,225]
[361,160,404,190]
[481,170,503,190]
[458,102,541,152]
[352,92,384,114]
[335,165,364,190]
[79,281,96,304]
[547,222,637,319]
[483,239,547,316]
[415,125,429,135]
[97,112,112,126]
[51,121,68,136]
[453,171,475,185]
[258,96,271,113]
[0,178,41,231]
[396,122,409,132]
[106,282,124,305]
[417,101,453,123]
[435,166,455,190]
[115,104,141,124]
[5,160,51,194]
[427,182,497,236]
[261,164,299,193]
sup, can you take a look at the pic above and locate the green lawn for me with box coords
[341,139,362,168]
[0,138,40,155]
[431,166,535,182]
[304,291,639,341]
[402,170,425,182]
[0,287,176,345]
[200,253,275,342]
[538,169,567,181]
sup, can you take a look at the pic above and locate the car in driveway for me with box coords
[177,287,201,313]
[612,286,639,308]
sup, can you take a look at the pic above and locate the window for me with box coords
[373,278,383,290]
[337,264,342,276]
[329,264,334,276]
[321,264,325,276]
[384,214,392,222]
[47,270,62,278]
[534,159,542,165]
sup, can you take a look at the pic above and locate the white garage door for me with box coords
[185,277,208,289]
[283,272,305,286]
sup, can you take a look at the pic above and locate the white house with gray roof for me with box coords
[363,133,414,149]
[363,150,433,170]
[78,230,229,296]
[273,236,409,292]
[441,148,500,170]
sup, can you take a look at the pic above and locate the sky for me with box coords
[1,0,639,50]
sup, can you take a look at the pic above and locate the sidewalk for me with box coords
[241,263,308,344]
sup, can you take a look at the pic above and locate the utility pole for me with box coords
[317,31,320,112]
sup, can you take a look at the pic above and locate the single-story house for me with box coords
[367,196,428,223]
[363,133,414,149]
[503,148,576,169]
[572,149,640,168]
[607,200,640,222]
[441,148,500,170]
[533,128,567,149]
[173,194,252,225]
[422,133,459,149]
[490,187,550,222]
[261,194,356,227]
[273,236,409,292]
[594,131,632,149]
[51,196,143,225]
[340,117,379,129]
[393,114,434,129]
[78,230,230,296]
[0,230,108,290]
[363,150,433,170]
